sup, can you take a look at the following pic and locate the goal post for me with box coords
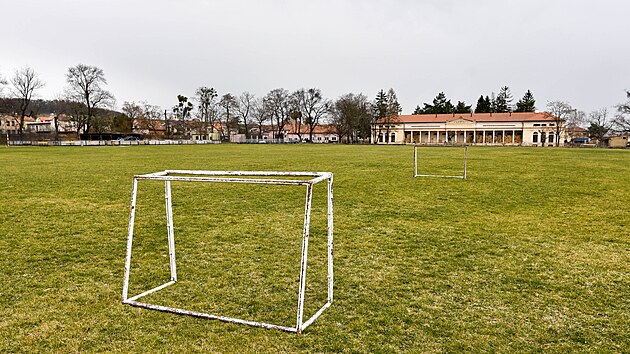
[413,144,468,179]
[122,170,334,334]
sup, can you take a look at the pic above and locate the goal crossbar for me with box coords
[413,144,468,179]
[122,170,334,334]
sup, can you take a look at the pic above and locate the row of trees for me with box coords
[120,87,400,143]
[2,65,629,144]
[0,64,115,140]
[413,87,536,115]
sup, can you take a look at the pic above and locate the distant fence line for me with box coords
[5,139,221,146]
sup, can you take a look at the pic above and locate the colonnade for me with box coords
[407,130,522,144]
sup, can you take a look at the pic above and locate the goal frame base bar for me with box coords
[122,170,334,334]
[413,144,468,179]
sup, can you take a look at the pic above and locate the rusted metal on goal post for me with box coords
[413,144,468,179]
[122,170,334,334]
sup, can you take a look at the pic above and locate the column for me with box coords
[492,130,496,144]
[502,130,505,144]
[473,131,476,144]
[512,130,515,144]
[410,131,413,144]
[483,131,486,144]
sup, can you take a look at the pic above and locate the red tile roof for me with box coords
[378,112,557,124]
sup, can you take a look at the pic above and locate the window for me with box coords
[532,132,539,143]
[378,133,383,143]
[533,124,540,127]
[548,134,554,143]
[390,133,395,142]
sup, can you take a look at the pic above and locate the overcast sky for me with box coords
[2,0,629,114]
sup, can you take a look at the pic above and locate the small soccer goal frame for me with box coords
[413,144,468,179]
[122,170,334,334]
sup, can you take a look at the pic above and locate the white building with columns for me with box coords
[373,112,562,146]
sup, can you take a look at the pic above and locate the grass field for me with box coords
[1,144,629,352]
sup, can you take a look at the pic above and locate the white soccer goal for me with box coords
[413,144,468,179]
[122,170,334,333]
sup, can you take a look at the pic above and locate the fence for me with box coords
[5,139,221,146]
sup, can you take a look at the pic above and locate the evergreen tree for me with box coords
[475,95,492,113]
[454,101,472,114]
[416,92,455,114]
[494,86,513,113]
[386,88,402,116]
[514,90,536,112]
[372,89,389,119]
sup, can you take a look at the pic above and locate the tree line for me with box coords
[1,65,629,143]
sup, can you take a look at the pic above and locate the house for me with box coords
[608,134,629,148]
[564,124,589,143]
[372,112,563,146]
[0,115,19,134]
[284,122,338,143]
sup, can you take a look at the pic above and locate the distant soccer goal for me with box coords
[122,170,334,334]
[413,144,468,179]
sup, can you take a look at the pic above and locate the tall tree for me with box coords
[121,101,143,133]
[373,89,389,119]
[475,95,492,113]
[172,95,193,138]
[219,93,239,140]
[587,108,613,143]
[251,97,269,140]
[195,86,218,138]
[613,90,630,133]
[514,90,536,112]
[10,66,45,139]
[236,91,255,139]
[545,101,575,145]
[65,64,115,135]
[494,86,513,113]
[454,101,472,114]
[332,93,371,143]
[372,88,401,143]
[293,88,330,143]
[263,88,291,140]
[0,73,7,97]
[415,92,455,114]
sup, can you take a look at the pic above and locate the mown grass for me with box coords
[0,144,628,352]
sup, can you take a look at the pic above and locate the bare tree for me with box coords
[545,101,575,146]
[263,88,291,140]
[121,101,143,133]
[195,86,218,138]
[65,64,115,135]
[333,93,372,143]
[219,93,239,140]
[0,73,7,97]
[293,88,330,143]
[236,91,255,139]
[10,67,45,139]
[587,108,613,145]
[613,90,630,133]
[251,97,269,140]
[141,103,163,138]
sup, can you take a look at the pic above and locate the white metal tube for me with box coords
[296,184,313,332]
[327,175,334,303]
[165,180,177,281]
[301,302,332,331]
[463,146,468,180]
[126,280,176,302]
[122,178,139,301]
[125,300,298,333]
